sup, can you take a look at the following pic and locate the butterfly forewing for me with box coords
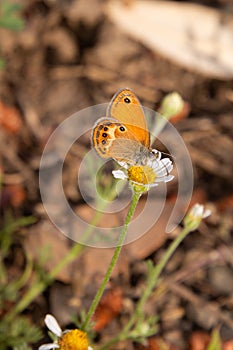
[107,88,150,147]
[92,88,158,165]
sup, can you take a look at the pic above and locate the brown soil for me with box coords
[0,1,232,349]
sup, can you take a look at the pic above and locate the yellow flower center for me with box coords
[58,329,89,350]
[128,165,156,185]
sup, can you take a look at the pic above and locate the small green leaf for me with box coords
[0,316,42,349]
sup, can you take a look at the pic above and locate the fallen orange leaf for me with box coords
[92,287,123,331]
[0,101,22,134]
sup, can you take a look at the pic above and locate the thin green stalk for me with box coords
[9,256,33,290]
[98,335,121,350]
[5,180,124,320]
[6,243,84,320]
[138,226,190,308]
[123,225,191,333]
[82,191,141,331]
[97,224,191,349]
[0,255,7,284]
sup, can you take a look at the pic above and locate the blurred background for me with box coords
[0,0,233,349]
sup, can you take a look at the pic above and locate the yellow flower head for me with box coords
[128,165,156,185]
[112,151,174,193]
[58,329,88,350]
[39,314,92,350]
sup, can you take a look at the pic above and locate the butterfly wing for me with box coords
[107,88,150,148]
[92,117,148,164]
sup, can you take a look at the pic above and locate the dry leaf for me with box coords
[0,184,26,208]
[0,101,22,134]
[92,287,123,331]
[224,340,233,350]
[189,331,210,350]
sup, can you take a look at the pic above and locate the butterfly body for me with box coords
[92,88,157,166]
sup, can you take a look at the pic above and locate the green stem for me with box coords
[97,225,194,350]
[6,243,84,320]
[0,255,7,284]
[81,191,141,331]
[124,225,191,332]
[5,181,125,319]
[10,256,33,290]
[98,226,192,349]
[141,226,190,305]
[98,335,121,350]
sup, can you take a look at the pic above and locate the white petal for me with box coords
[163,175,174,182]
[161,163,173,175]
[147,182,158,187]
[150,155,171,171]
[147,159,154,167]
[154,175,174,182]
[154,165,172,178]
[115,160,129,169]
[156,167,169,177]
[39,344,59,350]
[161,158,172,166]
[203,209,211,218]
[45,314,62,337]
[88,347,93,350]
[189,203,211,219]
[112,170,128,180]
[161,158,173,169]
[191,203,203,217]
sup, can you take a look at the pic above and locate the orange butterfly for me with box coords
[92,88,159,166]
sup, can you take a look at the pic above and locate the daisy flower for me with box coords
[39,314,93,350]
[184,203,211,231]
[112,151,174,192]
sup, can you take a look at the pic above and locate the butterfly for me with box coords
[92,88,160,166]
